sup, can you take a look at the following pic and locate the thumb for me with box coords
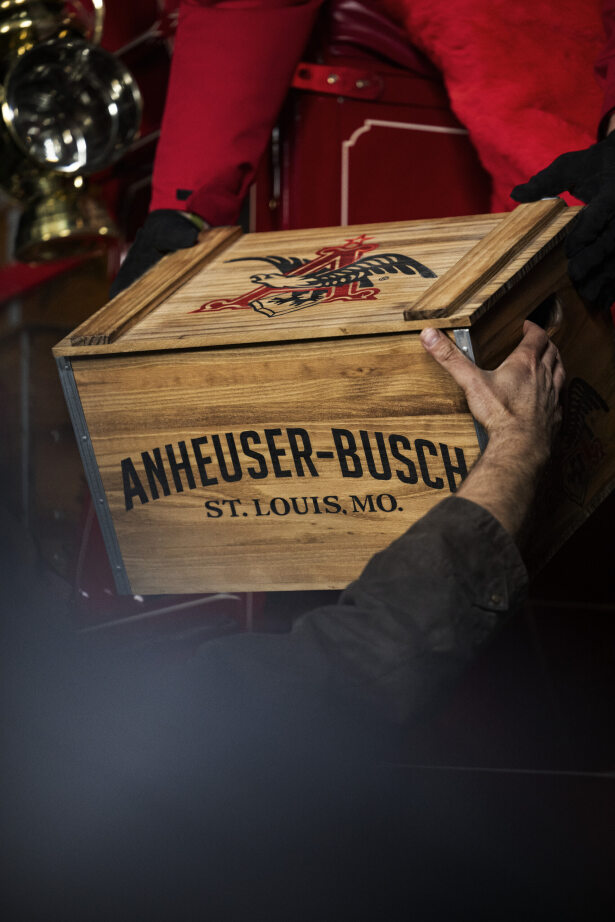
[511,150,584,203]
[420,328,481,393]
[511,177,564,203]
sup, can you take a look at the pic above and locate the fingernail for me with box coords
[421,327,440,347]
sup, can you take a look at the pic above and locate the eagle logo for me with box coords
[560,377,609,506]
[191,234,437,318]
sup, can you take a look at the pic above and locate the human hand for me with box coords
[510,134,615,311]
[420,321,566,540]
[109,209,205,298]
[420,321,565,464]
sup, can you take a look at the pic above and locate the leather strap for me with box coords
[291,60,450,109]
[291,61,383,100]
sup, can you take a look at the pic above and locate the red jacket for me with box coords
[151,0,615,223]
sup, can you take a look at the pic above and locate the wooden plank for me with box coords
[69,225,242,346]
[404,199,568,321]
[430,212,577,329]
[72,333,479,592]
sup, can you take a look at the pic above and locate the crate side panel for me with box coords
[72,335,480,592]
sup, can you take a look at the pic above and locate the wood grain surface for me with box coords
[404,198,571,321]
[68,225,242,346]
[72,334,480,592]
[56,214,499,357]
[55,208,582,358]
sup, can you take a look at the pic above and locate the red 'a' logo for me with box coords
[190,234,436,318]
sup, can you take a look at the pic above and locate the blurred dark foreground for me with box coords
[1,504,614,922]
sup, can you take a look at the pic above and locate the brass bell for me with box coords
[15,173,118,263]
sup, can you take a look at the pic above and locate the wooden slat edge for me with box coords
[403,199,567,321]
[69,225,242,346]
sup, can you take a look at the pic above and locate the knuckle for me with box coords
[434,337,460,364]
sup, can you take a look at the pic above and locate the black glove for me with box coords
[109,209,204,298]
[511,133,615,311]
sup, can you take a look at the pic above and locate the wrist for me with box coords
[459,432,548,543]
[485,427,551,467]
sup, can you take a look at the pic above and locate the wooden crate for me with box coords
[53,200,615,593]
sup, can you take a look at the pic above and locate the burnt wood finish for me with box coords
[403,198,568,321]
[69,225,242,346]
[70,335,479,592]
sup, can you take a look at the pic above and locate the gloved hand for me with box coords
[511,133,615,311]
[109,209,206,298]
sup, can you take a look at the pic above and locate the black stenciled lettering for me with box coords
[166,441,196,492]
[271,497,290,515]
[212,433,243,483]
[323,495,342,513]
[310,496,323,514]
[439,443,468,493]
[121,458,148,511]
[140,447,171,500]
[287,428,318,477]
[253,499,270,516]
[332,428,362,477]
[222,498,242,516]
[376,493,397,512]
[240,431,268,479]
[415,439,444,490]
[350,494,376,512]
[290,497,310,515]
[191,436,218,486]
[204,499,222,517]
[389,434,418,484]
[265,429,292,478]
[360,430,392,480]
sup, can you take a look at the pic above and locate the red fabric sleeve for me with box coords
[596,0,615,134]
[150,0,322,223]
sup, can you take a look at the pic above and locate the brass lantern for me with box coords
[0,3,142,262]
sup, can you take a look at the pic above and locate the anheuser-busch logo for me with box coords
[190,234,436,318]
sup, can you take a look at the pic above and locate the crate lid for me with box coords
[54,200,576,358]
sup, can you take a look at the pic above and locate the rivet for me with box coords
[355,79,370,89]
[326,73,340,85]
[490,593,502,606]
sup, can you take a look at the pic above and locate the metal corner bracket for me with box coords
[56,357,131,594]
[453,329,488,454]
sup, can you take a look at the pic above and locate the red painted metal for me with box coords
[252,53,491,233]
